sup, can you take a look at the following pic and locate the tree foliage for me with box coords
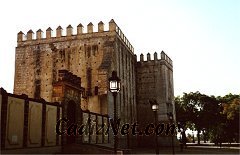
[175,92,240,144]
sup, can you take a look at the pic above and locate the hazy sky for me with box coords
[0,0,239,96]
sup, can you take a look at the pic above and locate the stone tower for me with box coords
[136,51,175,146]
[14,19,137,147]
[14,19,175,147]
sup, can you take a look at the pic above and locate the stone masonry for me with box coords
[14,19,175,147]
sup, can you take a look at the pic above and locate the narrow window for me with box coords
[34,80,41,99]
[87,46,91,58]
[87,68,92,96]
[94,86,98,95]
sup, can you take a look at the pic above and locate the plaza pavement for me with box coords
[131,144,240,154]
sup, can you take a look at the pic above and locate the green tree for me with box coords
[221,95,240,143]
[199,95,221,143]
[182,92,204,144]
[175,92,240,145]
[175,96,188,145]
[175,92,203,144]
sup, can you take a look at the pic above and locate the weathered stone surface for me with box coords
[14,20,136,123]
[5,97,25,149]
[14,20,175,147]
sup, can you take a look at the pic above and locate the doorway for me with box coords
[67,100,76,144]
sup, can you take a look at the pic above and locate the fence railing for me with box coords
[82,110,109,144]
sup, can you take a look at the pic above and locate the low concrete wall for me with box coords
[0,88,62,153]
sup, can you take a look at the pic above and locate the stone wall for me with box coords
[14,26,117,113]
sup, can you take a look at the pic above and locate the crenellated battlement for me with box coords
[17,20,114,42]
[114,21,134,53]
[136,51,173,66]
[17,19,134,53]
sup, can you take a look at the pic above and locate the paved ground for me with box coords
[131,145,240,154]
[60,142,240,154]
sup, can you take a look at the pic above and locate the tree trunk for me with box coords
[203,130,206,143]
[197,129,200,145]
[192,133,195,143]
[182,130,187,147]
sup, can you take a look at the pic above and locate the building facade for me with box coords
[14,19,175,148]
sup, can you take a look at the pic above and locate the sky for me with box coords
[0,0,239,96]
